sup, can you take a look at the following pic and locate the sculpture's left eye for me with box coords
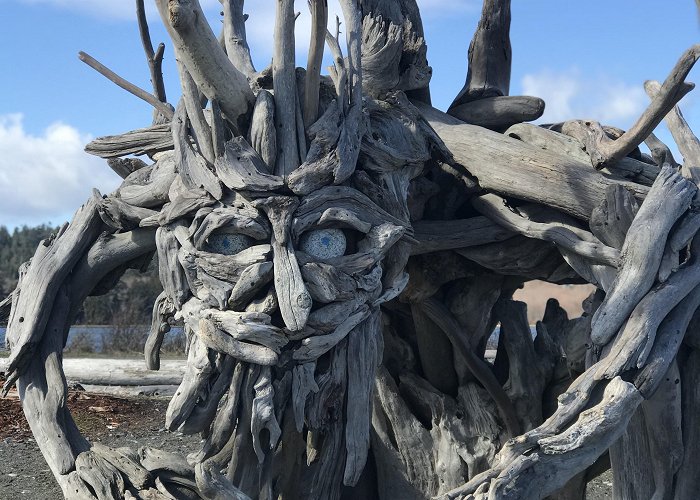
[205,232,253,255]
[299,228,347,259]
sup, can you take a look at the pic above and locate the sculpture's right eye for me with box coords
[204,232,253,255]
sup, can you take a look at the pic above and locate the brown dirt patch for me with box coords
[0,375,167,441]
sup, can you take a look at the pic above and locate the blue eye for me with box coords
[205,233,252,255]
[299,229,347,259]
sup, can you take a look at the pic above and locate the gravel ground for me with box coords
[0,393,201,499]
[0,388,612,499]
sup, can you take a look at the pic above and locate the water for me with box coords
[0,325,185,353]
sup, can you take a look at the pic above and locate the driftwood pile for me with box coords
[3,0,700,498]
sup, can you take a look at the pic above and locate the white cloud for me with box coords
[0,114,122,228]
[520,68,648,127]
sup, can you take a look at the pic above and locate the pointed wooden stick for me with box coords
[304,0,328,128]
[222,0,256,77]
[78,51,174,120]
[273,0,300,178]
[136,0,168,124]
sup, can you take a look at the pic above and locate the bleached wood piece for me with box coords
[304,0,328,127]
[4,198,104,385]
[196,461,251,500]
[644,131,678,167]
[675,349,700,498]
[564,45,700,169]
[273,0,299,178]
[659,210,700,282]
[646,79,700,185]
[473,194,620,267]
[590,166,696,348]
[344,309,381,486]
[451,0,511,107]
[506,123,660,185]
[78,51,174,120]
[136,0,168,124]
[294,306,370,362]
[420,298,520,438]
[254,196,312,332]
[199,317,278,365]
[221,0,255,78]
[415,102,649,220]
[195,244,271,283]
[176,60,215,164]
[589,184,639,250]
[226,364,259,497]
[594,253,700,379]
[156,224,190,309]
[171,100,223,200]
[449,95,543,131]
[248,90,277,170]
[215,137,284,191]
[178,356,235,435]
[118,152,176,209]
[85,124,173,158]
[482,378,641,499]
[496,300,546,432]
[92,443,153,491]
[74,450,126,498]
[203,308,286,352]
[410,217,514,255]
[165,335,214,431]
[145,291,176,371]
[154,0,254,131]
[93,190,158,230]
[107,157,148,179]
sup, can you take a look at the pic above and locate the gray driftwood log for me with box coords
[4,1,700,499]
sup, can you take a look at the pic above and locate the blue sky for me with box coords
[1,0,699,228]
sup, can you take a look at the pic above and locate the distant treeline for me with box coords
[0,224,161,327]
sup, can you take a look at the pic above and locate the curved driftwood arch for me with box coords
[3,1,700,499]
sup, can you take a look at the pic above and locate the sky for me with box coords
[1,0,699,229]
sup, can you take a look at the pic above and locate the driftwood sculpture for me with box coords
[4,0,700,498]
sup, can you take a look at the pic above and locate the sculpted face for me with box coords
[168,183,408,368]
[139,92,437,492]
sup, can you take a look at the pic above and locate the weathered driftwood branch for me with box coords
[590,166,696,348]
[410,217,515,255]
[644,131,678,168]
[176,60,215,164]
[273,0,300,178]
[565,44,700,169]
[3,200,105,390]
[85,124,173,158]
[506,122,660,185]
[415,102,649,220]
[472,194,620,267]
[136,0,168,124]
[222,0,256,78]
[451,0,510,108]
[154,0,254,130]
[645,79,700,184]
[78,51,174,120]
[304,0,328,128]
[420,298,521,438]
[449,95,544,131]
